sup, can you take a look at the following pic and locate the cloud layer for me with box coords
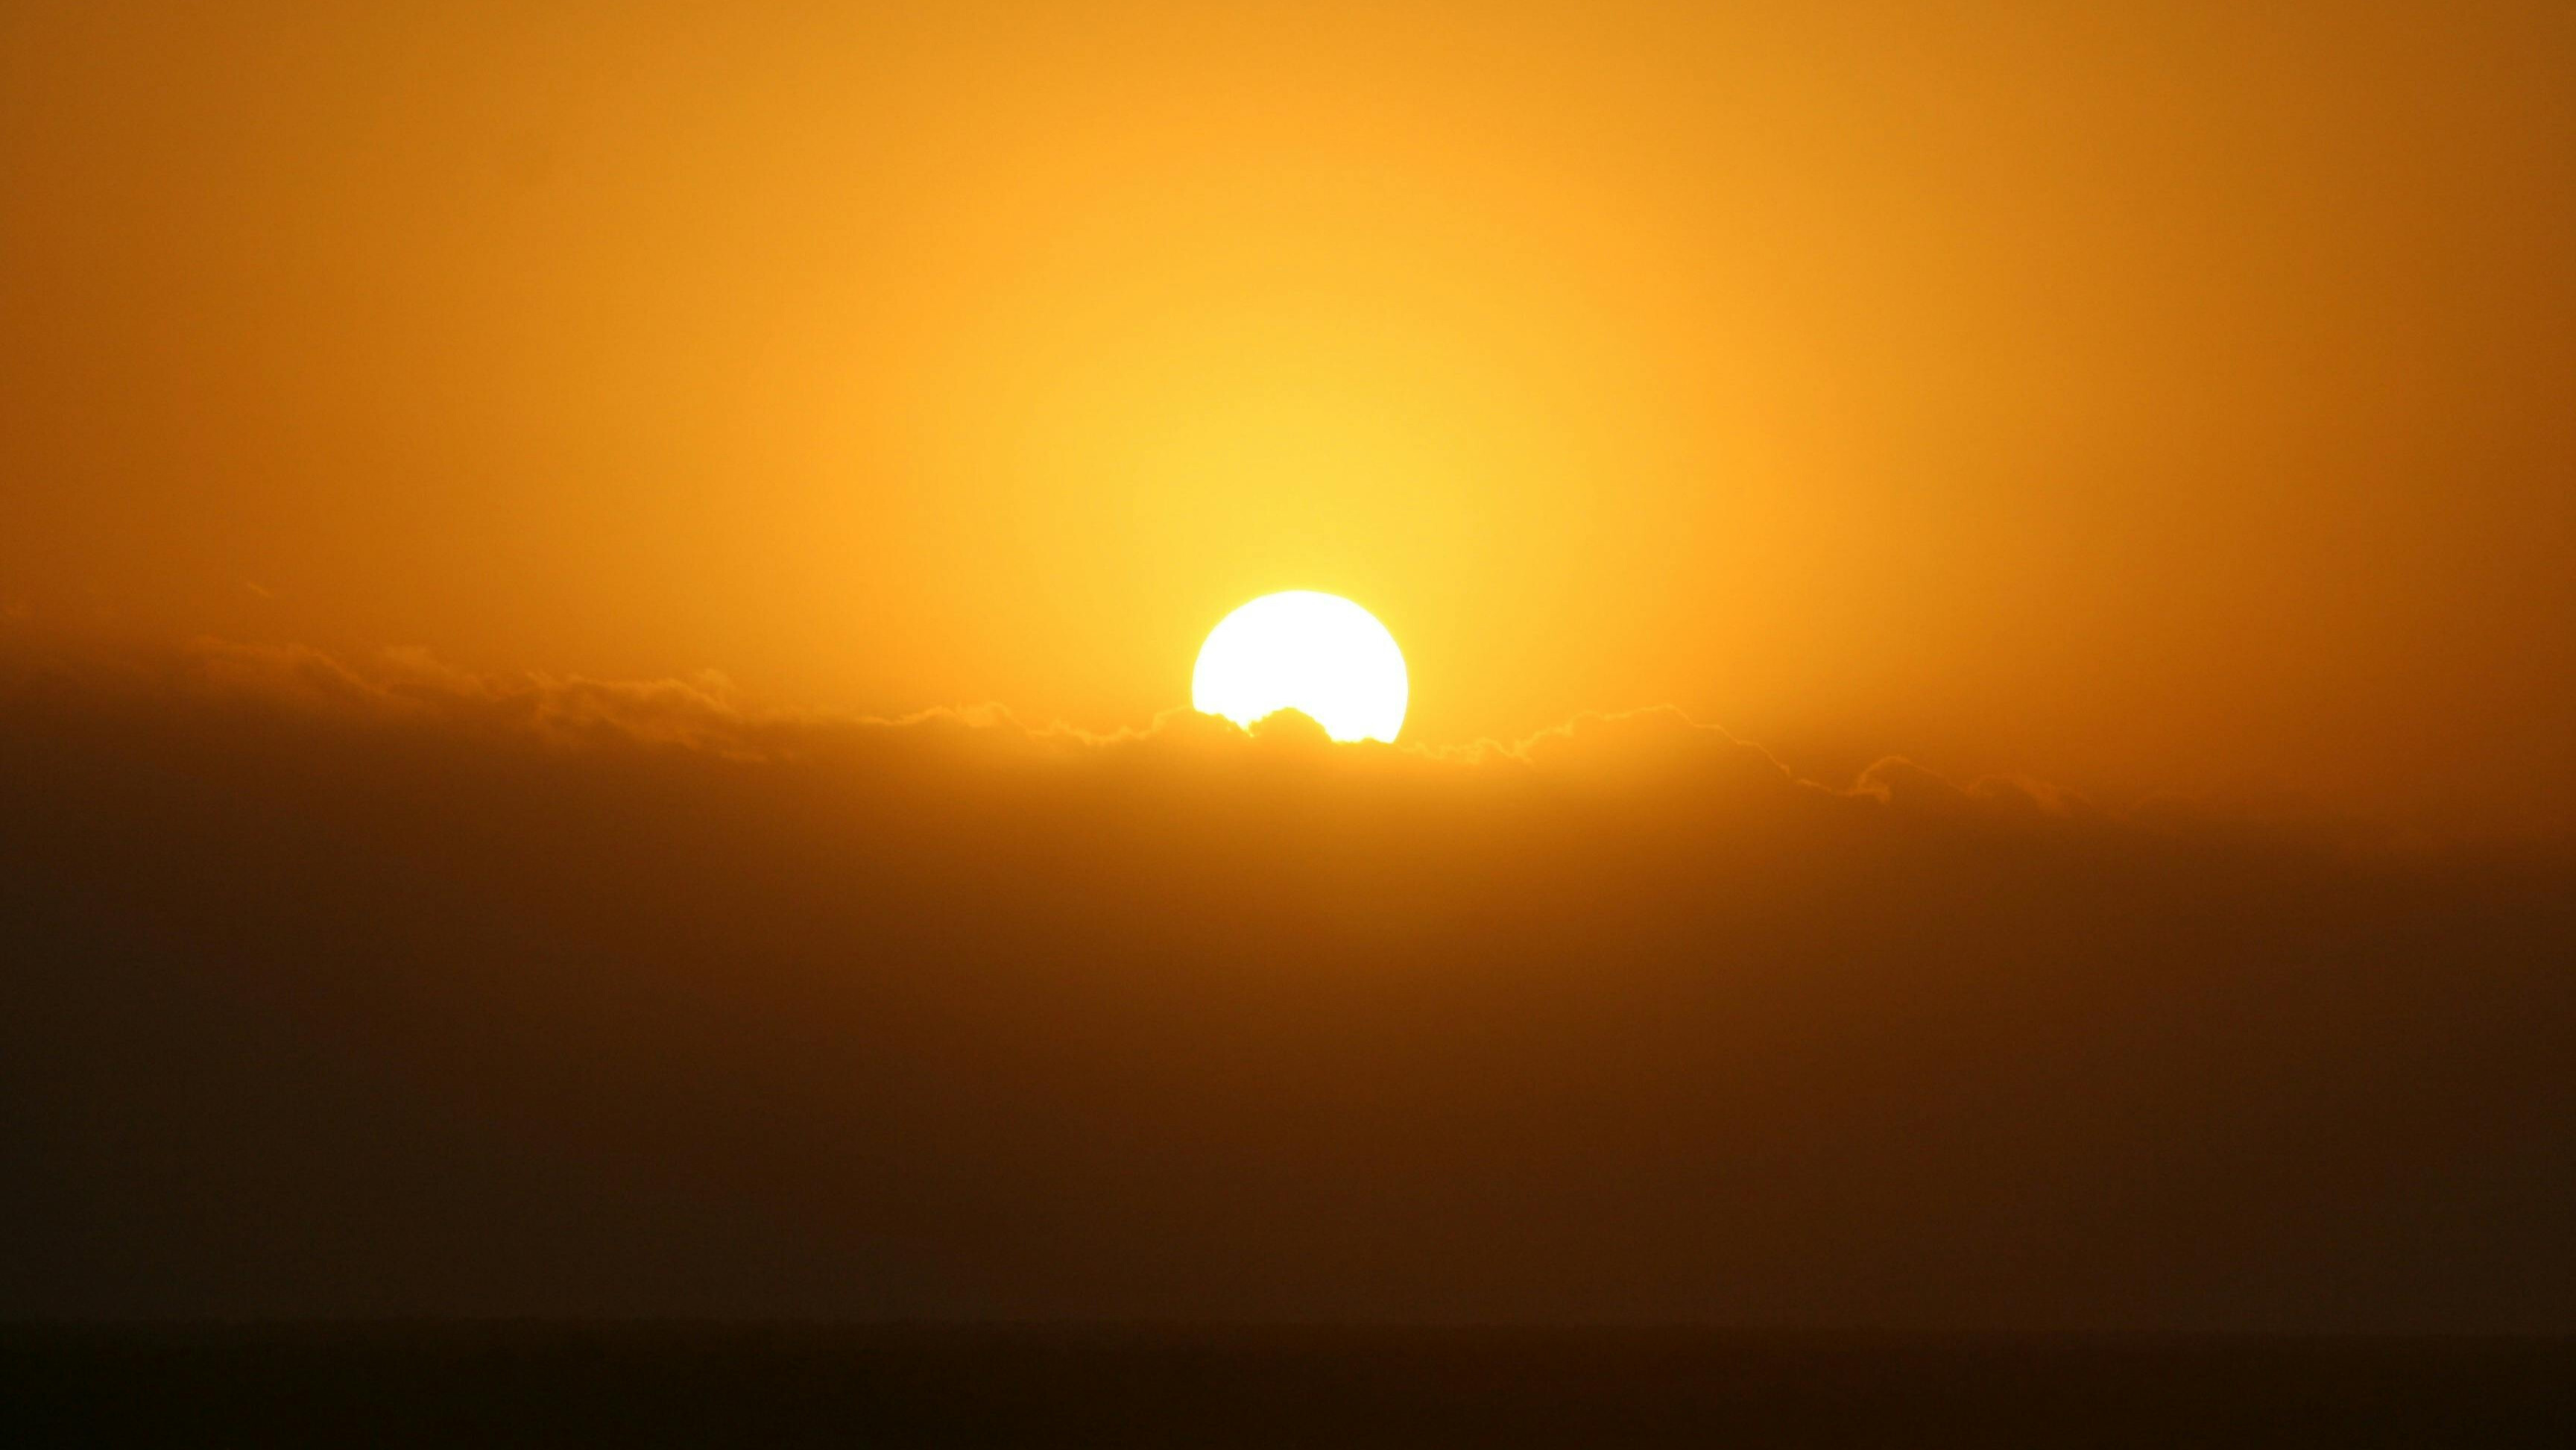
[3,638,2571,1328]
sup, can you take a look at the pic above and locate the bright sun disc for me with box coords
[1193,591,1409,743]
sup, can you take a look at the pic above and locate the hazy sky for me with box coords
[7,1,2573,830]
[7,4,2576,1328]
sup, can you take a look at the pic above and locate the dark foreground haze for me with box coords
[6,637,2574,1335]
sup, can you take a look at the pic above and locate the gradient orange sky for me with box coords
[6,0,2572,829]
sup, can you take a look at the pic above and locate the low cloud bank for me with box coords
[2,637,2571,1328]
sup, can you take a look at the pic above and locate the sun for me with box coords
[1193,591,1409,743]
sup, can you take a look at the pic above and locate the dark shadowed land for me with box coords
[6,1323,2574,1447]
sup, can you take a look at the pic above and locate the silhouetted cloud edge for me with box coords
[64,635,2105,821]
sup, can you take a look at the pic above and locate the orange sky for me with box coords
[6,0,2573,830]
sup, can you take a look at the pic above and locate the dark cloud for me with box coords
[2,637,2571,1328]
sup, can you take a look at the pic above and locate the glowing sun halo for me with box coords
[1193,592,1409,743]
